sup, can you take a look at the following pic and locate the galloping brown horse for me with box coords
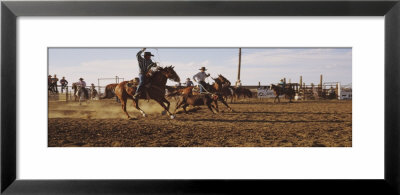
[231,87,252,102]
[203,75,233,112]
[270,84,295,103]
[213,74,232,100]
[215,74,231,88]
[114,66,180,119]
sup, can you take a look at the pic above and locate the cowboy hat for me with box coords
[144,52,154,56]
[199,67,207,71]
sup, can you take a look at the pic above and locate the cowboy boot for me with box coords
[133,88,142,100]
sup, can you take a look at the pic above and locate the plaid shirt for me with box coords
[137,49,156,74]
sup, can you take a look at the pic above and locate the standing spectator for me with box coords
[60,76,68,93]
[52,74,59,93]
[48,75,54,93]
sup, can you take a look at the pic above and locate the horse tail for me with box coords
[100,84,117,99]
[100,88,114,99]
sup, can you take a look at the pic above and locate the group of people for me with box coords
[47,75,97,96]
[50,48,287,99]
[48,74,69,93]
[134,48,212,98]
[173,66,209,92]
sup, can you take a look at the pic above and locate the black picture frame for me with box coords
[1,0,399,194]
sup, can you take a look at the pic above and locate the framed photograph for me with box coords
[2,0,400,194]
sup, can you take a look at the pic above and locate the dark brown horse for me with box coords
[114,66,180,119]
[215,74,231,88]
[231,87,252,102]
[213,74,233,101]
[270,84,295,103]
[202,75,233,112]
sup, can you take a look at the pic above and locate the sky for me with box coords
[48,48,352,87]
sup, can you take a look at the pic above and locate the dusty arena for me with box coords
[48,98,352,147]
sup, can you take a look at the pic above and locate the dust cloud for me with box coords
[49,99,178,119]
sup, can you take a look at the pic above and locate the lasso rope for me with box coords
[197,83,214,95]
[154,48,163,66]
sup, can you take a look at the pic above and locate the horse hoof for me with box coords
[142,113,147,117]
[161,110,167,115]
[170,115,175,119]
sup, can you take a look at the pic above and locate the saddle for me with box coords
[126,77,140,88]
[125,77,155,100]
[126,77,153,88]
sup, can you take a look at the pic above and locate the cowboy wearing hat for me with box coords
[193,67,210,93]
[75,78,87,97]
[52,74,59,93]
[78,78,86,88]
[184,78,194,87]
[60,76,68,93]
[90,83,96,91]
[48,75,54,92]
[133,48,157,100]
[279,78,286,91]
[48,75,52,87]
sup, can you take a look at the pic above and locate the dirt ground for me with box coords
[48,98,352,147]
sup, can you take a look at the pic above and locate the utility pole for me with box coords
[236,48,242,87]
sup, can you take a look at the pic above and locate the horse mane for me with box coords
[149,65,179,82]
[218,74,231,86]
[149,66,168,78]
[218,74,228,81]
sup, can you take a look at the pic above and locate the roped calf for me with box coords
[174,93,219,114]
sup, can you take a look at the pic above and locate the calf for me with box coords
[174,93,219,114]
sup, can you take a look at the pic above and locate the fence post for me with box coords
[300,76,302,89]
[98,79,101,94]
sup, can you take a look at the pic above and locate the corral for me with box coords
[48,98,352,147]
